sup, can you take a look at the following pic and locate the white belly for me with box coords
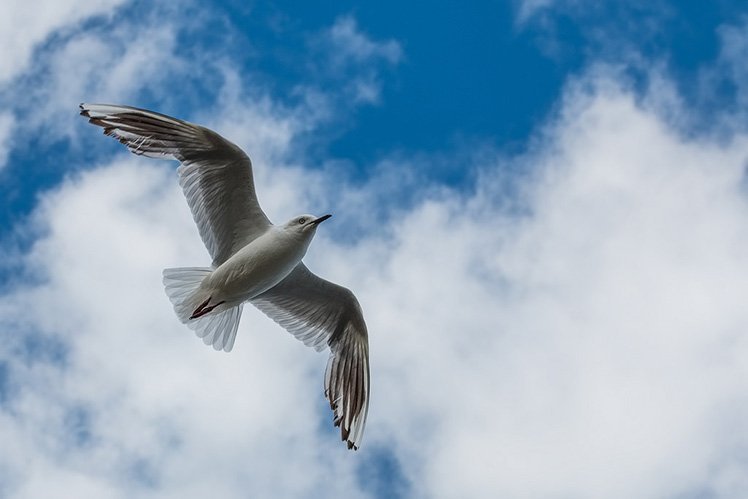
[203,230,306,303]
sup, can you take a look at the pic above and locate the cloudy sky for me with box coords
[3,0,748,497]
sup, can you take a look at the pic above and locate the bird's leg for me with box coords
[190,297,226,319]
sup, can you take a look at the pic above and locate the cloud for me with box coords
[0,4,194,175]
[513,0,675,69]
[717,18,748,101]
[307,15,403,105]
[326,16,402,66]
[0,7,402,175]
[515,0,666,24]
[515,0,557,23]
[0,158,368,498]
[0,113,14,169]
[690,16,748,136]
[2,6,190,151]
[0,10,412,497]
[0,0,126,84]
[5,61,748,498]
[0,0,130,169]
[368,76,748,497]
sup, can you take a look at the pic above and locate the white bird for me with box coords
[80,104,370,450]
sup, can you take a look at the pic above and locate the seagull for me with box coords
[79,104,370,450]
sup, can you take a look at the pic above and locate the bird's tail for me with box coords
[162,267,244,352]
[163,267,212,323]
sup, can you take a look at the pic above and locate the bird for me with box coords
[79,103,370,450]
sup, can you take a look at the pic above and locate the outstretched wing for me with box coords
[80,103,271,266]
[252,264,370,450]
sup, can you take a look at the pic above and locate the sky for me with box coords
[3,0,748,497]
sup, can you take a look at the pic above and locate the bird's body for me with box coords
[200,220,317,312]
[80,103,369,450]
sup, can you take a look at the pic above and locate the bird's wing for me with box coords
[80,103,271,266]
[251,264,370,450]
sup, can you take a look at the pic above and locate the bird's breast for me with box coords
[205,231,306,302]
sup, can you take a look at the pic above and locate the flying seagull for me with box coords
[79,104,370,450]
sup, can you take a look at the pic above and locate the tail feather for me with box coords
[162,267,243,352]
[192,304,243,352]
[163,267,212,323]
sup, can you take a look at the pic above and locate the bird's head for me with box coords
[283,213,332,238]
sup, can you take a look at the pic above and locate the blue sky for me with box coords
[4,1,748,498]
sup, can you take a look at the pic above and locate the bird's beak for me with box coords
[310,214,332,226]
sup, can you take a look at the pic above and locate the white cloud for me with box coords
[0,7,402,177]
[5,66,748,498]
[0,0,126,83]
[6,9,186,148]
[326,16,402,66]
[0,2,207,173]
[363,75,748,498]
[516,0,557,23]
[0,159,367,498]
[0,0,130,169]
[0,13,409,491]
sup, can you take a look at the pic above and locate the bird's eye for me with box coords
[298,218,307,224]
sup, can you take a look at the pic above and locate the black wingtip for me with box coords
[346,439,359,451]
[79,103,90,118]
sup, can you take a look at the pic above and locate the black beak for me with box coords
[310,214,332,226]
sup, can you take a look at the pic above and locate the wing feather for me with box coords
[252,264,370,450]
[80,103,271,265]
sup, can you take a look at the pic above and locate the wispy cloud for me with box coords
[691,16,748,135]
[0,1,130,170]
[515,0,556,24]
[0,3,195,174]
[0,113,14,168]
[306,15,403,105]
[3,8,188,147]
[326,16,402,66]
[513,0,675,68]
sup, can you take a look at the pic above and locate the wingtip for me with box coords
[335,414,361,450]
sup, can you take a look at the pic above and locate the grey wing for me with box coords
[80,103,271,266]
[252,264,370,450]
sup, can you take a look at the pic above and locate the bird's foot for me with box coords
[190,297,225,319]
